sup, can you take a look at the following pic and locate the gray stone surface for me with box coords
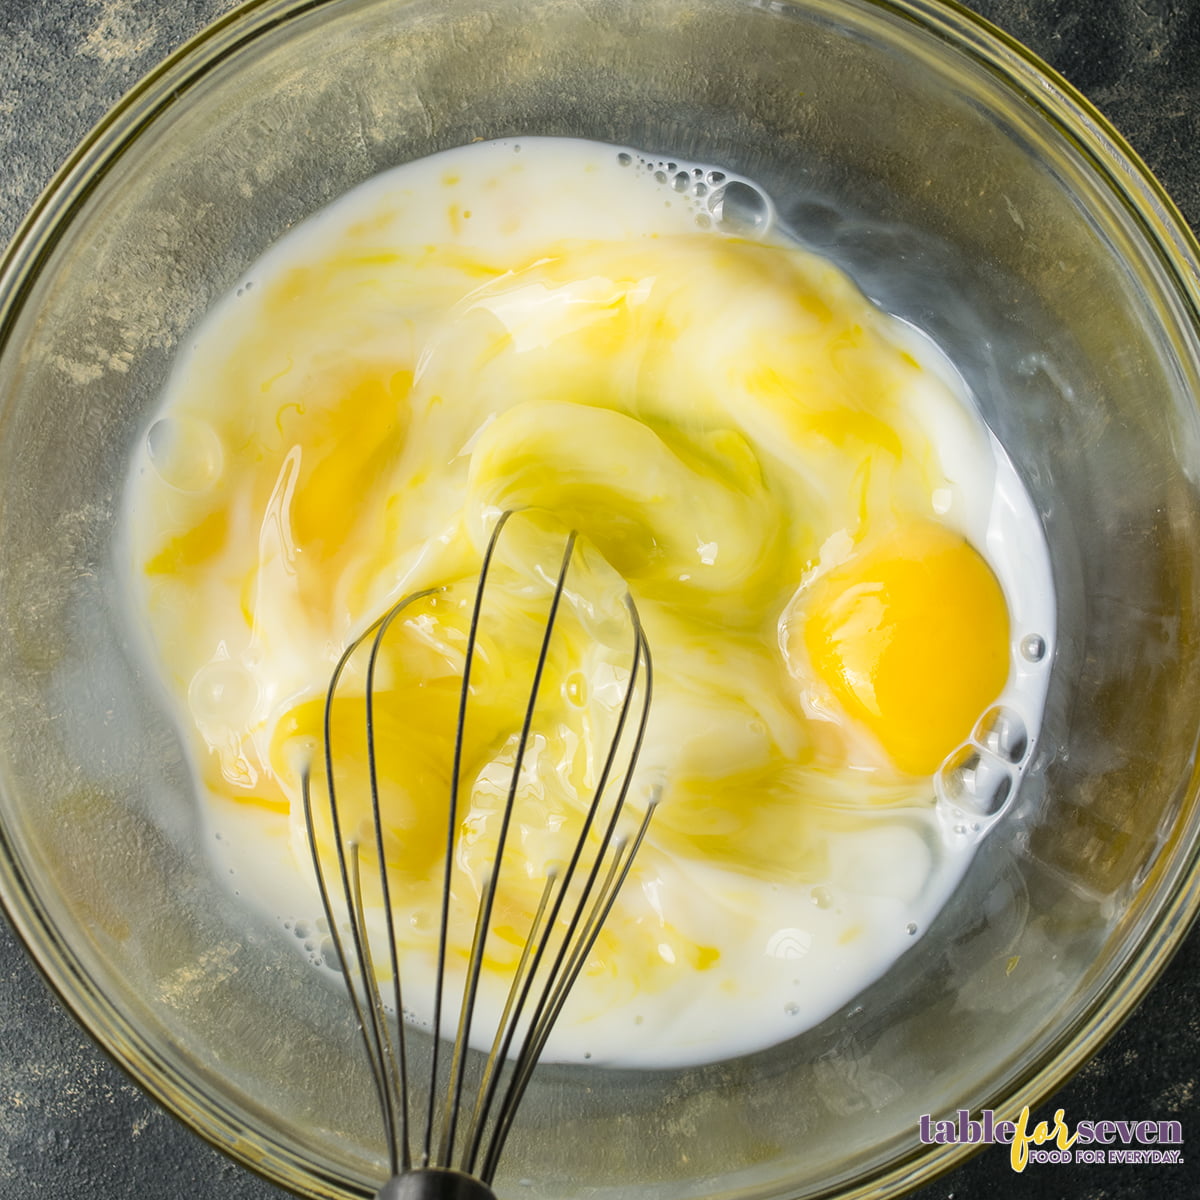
[1,1,1198,1197]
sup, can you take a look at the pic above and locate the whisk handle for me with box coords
[377,1168,498,1200]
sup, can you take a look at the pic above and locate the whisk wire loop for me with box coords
[426,507,516,1168]
[467,599,655,1180]
[365,591,445,1172]
[437,521,579,1168]
[304,587,441,1176]
[302,512,655,1199]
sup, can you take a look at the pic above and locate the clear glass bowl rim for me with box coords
[1,1,1199,1197]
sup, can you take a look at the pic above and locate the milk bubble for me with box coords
[146,416,222,491]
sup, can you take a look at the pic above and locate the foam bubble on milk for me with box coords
[127,137,1056,1069]
[613,149,776,237]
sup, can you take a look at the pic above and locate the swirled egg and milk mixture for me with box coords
[126,138,1053,1066]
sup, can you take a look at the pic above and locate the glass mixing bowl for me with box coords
[1,0,1199,1196]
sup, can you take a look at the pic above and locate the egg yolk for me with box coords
[801,522,1010,775]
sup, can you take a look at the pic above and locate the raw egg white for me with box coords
[125,138,1054,1066]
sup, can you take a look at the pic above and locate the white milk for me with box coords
[124,138,1054,1067]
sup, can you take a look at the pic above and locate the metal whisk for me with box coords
[301,510,655,1200]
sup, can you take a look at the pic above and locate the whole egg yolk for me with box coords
[801,522,1010,776]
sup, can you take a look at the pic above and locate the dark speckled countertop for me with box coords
[1,1,1198,1197]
